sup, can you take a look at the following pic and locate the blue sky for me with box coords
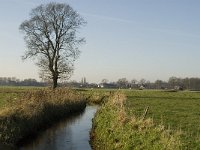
[0,0,200,83]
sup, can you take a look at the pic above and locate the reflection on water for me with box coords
[20,106,98,150]
[0,144,15,150]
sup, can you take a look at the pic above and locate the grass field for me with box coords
[1,87,200,149]
[123,90,200,149]
[0,86,40,108]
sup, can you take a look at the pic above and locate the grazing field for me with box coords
[123,90,200,149]
[1,87,200,149]
[0,86,33,108]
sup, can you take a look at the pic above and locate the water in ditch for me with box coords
[19,105,98,150]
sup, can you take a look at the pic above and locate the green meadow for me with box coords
[124,90,200,149]
[0,86,41,108]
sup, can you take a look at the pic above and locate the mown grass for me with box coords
[0,87,86,146]
[123,90,200,149]
[91,91,182,149]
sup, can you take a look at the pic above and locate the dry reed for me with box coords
[0,88,86,146]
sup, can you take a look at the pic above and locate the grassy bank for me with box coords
[91,91,182,150]
[0,88,86,146]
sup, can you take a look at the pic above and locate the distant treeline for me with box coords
[110,77,200,90]
[65,76,200,91]
[1,76,200,91]
[104,77,200,90]
[0,77,46,87]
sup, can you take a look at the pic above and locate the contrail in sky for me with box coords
[82,12,200,39]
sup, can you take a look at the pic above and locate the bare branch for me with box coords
[20,2,86,88]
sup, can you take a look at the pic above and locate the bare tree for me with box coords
[139,78,146,85]
[101,79,108,84]
[20,3,86,88]
[117,78,128,88]
[155,80,163,89]
[131,79,137,88]
[168,76,178,89]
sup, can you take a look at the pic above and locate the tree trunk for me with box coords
[53,76,58,89]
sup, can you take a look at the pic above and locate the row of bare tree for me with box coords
[0,77,46,86]
[1,76,200,90]
[101,77,200,90]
